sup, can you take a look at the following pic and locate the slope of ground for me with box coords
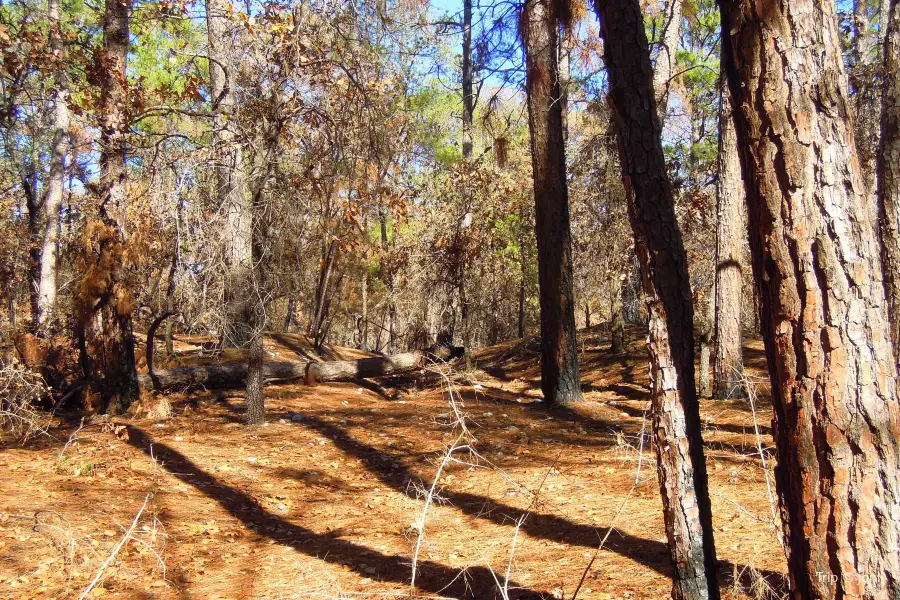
[0,327,786,600]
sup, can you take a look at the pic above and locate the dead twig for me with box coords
[77,493,152,600]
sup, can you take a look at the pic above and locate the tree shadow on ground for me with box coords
[125,426,547,599]
[290,414,787,595]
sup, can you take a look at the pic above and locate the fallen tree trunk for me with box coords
[137,345,464,391]
[304,344,463,384]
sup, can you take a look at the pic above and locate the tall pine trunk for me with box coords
[712,69,745,399]
[522,0,582,405]
[206,0,252,348]
[721,0,900,596]
[594,1,719,597]
[878,0,900,359]
[36,0,69,332]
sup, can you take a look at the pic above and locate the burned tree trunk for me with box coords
[712,70,745,399]
[522,0,582,405]
[594,0,720,598]
[721,0,900,596]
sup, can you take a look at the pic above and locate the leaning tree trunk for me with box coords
[35,0,69,332]
[85,0,139,413]
[523,0,582,405]
[721,1,900,597]
[712,69,745,399]
[594,1,720,598]
[206,0,252,348]
[879,0,900,360]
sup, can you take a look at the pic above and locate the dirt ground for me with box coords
[0,327,788,600]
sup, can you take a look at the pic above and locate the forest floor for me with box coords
[0,326,788,600]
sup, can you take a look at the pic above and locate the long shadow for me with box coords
[297,414,668,568]
[294,414,787,593]
[125,426,547,599]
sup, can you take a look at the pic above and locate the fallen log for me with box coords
[304,345,464,384]
[137,345,464,391]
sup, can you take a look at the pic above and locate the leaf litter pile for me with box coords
[0,327,787,599]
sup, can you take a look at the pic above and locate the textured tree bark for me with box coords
[650,0,682,122]
[91,0,139,413]
[206,0,252,348]
[879,0,900,360]
[721,1,900,597]
[594,1,719,598]
[523,0,583,405]
[712,72,745,399]
[35,0,69,331]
